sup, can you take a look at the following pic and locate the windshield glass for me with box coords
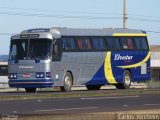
[9,39,52,60]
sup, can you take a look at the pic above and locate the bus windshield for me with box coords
[9,39,52,60]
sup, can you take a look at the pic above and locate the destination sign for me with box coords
[27,28,50,33]
[20,34,39,38]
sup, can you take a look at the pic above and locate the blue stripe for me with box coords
[86,64,107,85]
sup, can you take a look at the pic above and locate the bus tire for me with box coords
[25,88,37,93]
[86,85,101,90]
[115,70,131,89]
[60,72,73,92]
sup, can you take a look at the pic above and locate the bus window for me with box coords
[70,38,77,50]
[76,37,91,50]
[52,39,62,61]
[63,37,77,50]
[9,39,28,60]
[134,37,148,50]
[10,44,17,60]
[77,38,82,49]
[28,39,52,59]
[128,38,134,49]
[0,65,8,76]
[106,37,121,50]
[120,37,135,50]
[91,37,106,50]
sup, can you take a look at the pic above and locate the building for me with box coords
[0,55,8,84]
[150,45,160,81]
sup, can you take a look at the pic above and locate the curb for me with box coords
[6,109,160,120]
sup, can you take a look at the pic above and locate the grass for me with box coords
[146,79,160,88]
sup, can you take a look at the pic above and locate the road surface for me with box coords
[0,93,159,116]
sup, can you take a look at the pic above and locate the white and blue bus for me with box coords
[8,28,150,92]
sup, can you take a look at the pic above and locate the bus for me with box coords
[0,55,8,87]
[0,63,8,86]
[8,27,150,92]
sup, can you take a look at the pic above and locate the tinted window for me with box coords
[28,39,52,59]
[0,65,8,76]
[9,39,52,60]
[106,37,121,50]
[91,37,106,50]
[52,39,62,61]
[63,37,77,50]
[77,37,91,50]
[120,37,135,50]
[134,37,148,50]
[9,39,28,60]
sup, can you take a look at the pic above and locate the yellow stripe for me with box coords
[104,52,117,84]
[117,52,150,69]
[113,33,147,37]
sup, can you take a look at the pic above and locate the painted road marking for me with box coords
[144,104,160,106]
[36,107,98,112]
[81,95,139,100]
[123,105,128,107]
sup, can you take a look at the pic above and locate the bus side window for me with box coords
[106,37,121,50]
[70,38,77,50]
[134,37,149,50]
[63,37,77,50]
[128,38,134,49]
[53,44,58,55]
[121,38,128,49]
[81,38,89,49]
[77,38,82,49]
[10,44,17,60]
[52,39,62,61]
[76,37,91,50]
[86,38,91,49]
[120,37,135,50]
[63,38,68,50]
[91,37,106,50]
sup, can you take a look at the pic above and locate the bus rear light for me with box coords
[36,72,45,78]
[9,73,17,79]
[46,72,51,78]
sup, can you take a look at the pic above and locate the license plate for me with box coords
[23,74,31,78]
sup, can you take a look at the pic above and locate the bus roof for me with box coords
[12,27,147,39]
[53,27,146,36]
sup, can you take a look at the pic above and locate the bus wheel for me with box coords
[60,72,73,92]
[86,85,101,90]
[115,70,131,89]
[25,88,37,93]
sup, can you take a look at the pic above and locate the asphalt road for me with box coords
[0,94,160,115]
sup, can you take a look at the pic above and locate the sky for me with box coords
[0,0,160,55]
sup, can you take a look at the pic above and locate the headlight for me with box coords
[36,72,45,78]
[9,73,17,79]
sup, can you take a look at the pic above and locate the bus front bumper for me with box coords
[9,79,54,88]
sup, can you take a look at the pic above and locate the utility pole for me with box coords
[123,0,127,29]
